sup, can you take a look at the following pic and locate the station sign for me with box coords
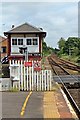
[24,62,32,67]
[33,61,41,71]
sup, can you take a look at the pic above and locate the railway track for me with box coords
[51,54,80,72]
[48,56,80,119]
[48,56,70,75]
[48,56,80,86]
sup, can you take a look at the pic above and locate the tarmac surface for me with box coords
[2,92,29,118]
[2,89,78,119]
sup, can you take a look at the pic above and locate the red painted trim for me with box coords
[8,55,42,61]
[29,56,42,61]
[8,56,23,60]
[39,35,41,53]
[8,35,11,56]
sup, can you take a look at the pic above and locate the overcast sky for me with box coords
[0,1,79,48]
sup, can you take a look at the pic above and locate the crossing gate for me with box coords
[9,60,52,91]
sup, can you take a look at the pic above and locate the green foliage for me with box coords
[77,56,80,65]
[61,54,78,63]
[63,37,80,55]
[2,65,10,78]
[9,87,19,92]
[42,41,54,56]
[58,37,80,56]
[57,37,80,63]
[58,37,66,49]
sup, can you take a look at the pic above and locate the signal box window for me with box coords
[12,39,17,45]
[26,39,31,45]
[18,39,23,45]
[1,47,6,53]
[33,39,38,45]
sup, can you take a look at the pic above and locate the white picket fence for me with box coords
[9,60,52,91]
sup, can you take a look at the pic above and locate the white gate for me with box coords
[9,60,52,91]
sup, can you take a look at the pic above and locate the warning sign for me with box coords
[24,62,32,67]
[33,61,41,71]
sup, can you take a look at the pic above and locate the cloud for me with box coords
[0,2,78,48]
[1,0,79,2]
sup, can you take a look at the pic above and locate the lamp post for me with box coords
[19,46,28,91]
[19,46,28,62]
[25,47,28,62]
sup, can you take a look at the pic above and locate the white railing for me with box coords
[9,60,52,91]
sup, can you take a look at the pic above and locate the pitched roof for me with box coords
[0,36,7,43]
[4,23,46,34]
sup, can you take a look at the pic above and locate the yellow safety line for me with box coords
[43,91,60,118]
[20,91,32,116]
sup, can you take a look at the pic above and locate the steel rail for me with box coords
[58,75,80,119]
[60,58,80,68]
[59,57,80,72]
[51,54,80,68]
[48,57,80,118]
[48,57,69,75]
[51,55,80,72]
[49,57,80,83]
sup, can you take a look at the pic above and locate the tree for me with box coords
[42,41,48,53]
[64,37,80,56]
[57,37,80,56]
[58,37,66,49]
[42,41,54,56]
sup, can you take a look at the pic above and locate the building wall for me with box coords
[0,78,11,91]
[11,36,39,54]
[0,38,8,58]
[11,34,37,37]
[8,33,42,57]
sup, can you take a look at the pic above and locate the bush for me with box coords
[9,87,19,92]
[2,65,10,78]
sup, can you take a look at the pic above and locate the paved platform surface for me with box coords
[2,92,29,118]
[2,89,78,119]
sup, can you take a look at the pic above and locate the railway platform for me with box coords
[2,91,78,119]
[43,89,78,119]
[2,56,79,119]
[42,56,78,119]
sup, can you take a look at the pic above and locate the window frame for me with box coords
[1,46,6,53]
[18,39,23,45]
[26,38,32,45]
[11,37,38,46]
[12,38,17,45]
[33,38,38,45]
[26,37,38,46]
